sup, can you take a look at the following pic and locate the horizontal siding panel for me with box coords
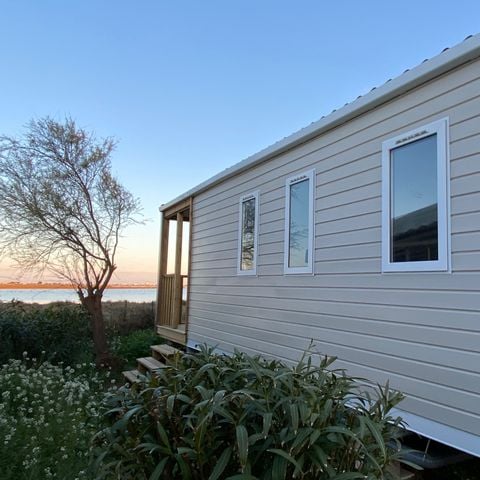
[189,311,480,394]
[193,230,237,248]
[450,153,480,178]
[188,291,480,332]
[316,195,380,221]
[189,271,480,292]
[192,241,237,255]
[189,302,480,351]
[259,229,283,245]
[259,241,283,256]
[451,168,480,197]
[317,182,380,211]
[452,211,480,234]
[453,252,480,271]
[316,227,381,248]
[450,132,480,163]
[451,231,480,253]
[316,242,380,260]
[451,192,480,216]
[191,249,237,263]
[190,286,480,313]
[317,167,381,199]
[450,114,480,144]
[194,221,236,240]
[316,211,380,235]
[258,252,283,266]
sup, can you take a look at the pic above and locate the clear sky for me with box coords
[0,0,478,283]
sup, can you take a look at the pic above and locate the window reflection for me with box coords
[240,197,256,270]
[289,179,309,267]
[391,134,438,262]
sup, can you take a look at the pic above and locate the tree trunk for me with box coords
[81,293,112,366]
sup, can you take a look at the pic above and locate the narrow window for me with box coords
[382,118,449,272]
[238,191,258,275]
[284,170,315,274]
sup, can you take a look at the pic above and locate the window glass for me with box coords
[288,179,310,268]
[390,134,438,262]
[240,197,256,271]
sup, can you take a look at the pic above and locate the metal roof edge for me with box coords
[160,34,480,212]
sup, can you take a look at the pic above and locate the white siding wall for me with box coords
[188,58,480,441]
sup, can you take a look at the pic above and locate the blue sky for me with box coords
[0,1,479,282]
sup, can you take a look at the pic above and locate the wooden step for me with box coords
[151,344,183,361]
[156,324,186,345]
[122,369,144,384]
[137,356,165,374]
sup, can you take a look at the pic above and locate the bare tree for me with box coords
[0,117,142,365]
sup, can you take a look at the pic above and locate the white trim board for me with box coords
[393,407,480,458]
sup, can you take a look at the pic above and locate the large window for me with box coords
[382,118,450,272]
[238,191,259,275]
[284,170,315,274]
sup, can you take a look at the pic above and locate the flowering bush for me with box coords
[0,354,110,480]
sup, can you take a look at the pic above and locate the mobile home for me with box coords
[156,34,480,456]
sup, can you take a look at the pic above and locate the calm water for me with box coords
[0,288,156,304]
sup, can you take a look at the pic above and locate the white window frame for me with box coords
[381,118,450,273]
[284,169,315,275]
[237,190,259,276]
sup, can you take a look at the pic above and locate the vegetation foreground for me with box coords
[0,349,407,480]
[0,302,410,479]
[95,346,406,480]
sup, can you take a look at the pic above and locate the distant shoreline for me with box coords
[0,283,156,290]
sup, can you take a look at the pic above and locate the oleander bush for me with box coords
[0,302,92,366]
[0,355,110,480]
[93,345,407,479]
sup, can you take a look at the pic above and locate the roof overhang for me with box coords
[160,34,480,212]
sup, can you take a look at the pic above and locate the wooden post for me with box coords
[172,211,183,328]
[155,212,169,328]
[184,197,193,340]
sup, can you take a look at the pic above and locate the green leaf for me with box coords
[236,425,249,467]
[166,394,175,416]
[208,447,232,480]
[290,404,299,431]
[175,453,192,479]
[262,412,273,437]
[267,449,302,472]
[136,442,162,454]
[156,421,172,451]
[111,405,142,432]
[149,458,168,480]
[272,454,287,480]
[364,416,387,460]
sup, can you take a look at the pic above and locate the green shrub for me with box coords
[0,302,92,366]
[110,328,160,367]
[93,345,406,479]
[0,355,109,480]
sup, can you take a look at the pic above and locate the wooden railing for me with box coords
[158,274,187,329]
